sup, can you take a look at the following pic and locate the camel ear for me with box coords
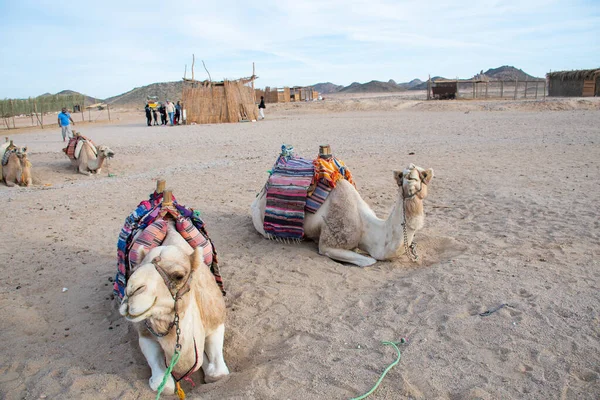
[137,247,148,264]
[22,147,27,153]
[190,247,204,272]
[393,170,404,186]
[421,168,434,184]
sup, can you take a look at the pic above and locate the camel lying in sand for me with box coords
[1,143,32,187]
[251,163,434,267]
[119,221,229,394]
[71,141,114,176]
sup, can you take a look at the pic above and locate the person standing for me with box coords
[144,104,152,126]
[58,107,75,141]
[152,107,159,126]
[174,101,181,125]
[159,103,167,125]
[258,96,266,120]
[166,100,175,126]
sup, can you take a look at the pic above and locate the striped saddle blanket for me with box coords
[114,191,225,300]
[63,135,97,160]
[264,147,355,240]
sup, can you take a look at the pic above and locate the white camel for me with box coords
[251,163,434,267]
[119,222,229,394]
[70,140,115,176]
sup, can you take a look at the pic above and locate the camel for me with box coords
[70,140,115,176]
[119,221,229,395]
[2,146,32,187]
[251,163,434,267]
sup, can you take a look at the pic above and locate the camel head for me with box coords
[97,145,115,159]
[119,245,202,323]
[16,147,28,159]
[394,163,434,199]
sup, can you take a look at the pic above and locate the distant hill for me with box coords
[104,81,183,106]
[479,66,543,81]
[338,80,406,93]
[39,90,102,105]
[398,78,424,90]
[312,82,344,94]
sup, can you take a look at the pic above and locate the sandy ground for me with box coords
[1,95,599,400]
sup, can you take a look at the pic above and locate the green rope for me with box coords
[155,349,181,400]
[350,341,403,400]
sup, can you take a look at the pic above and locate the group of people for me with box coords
[145,100,182,127]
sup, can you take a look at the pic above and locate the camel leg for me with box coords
[138,333,175,394]
[78,163,91,176]
[202,324,230,383]
[318,244,377,267]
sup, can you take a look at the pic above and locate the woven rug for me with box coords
[114,191,225,299]
[264,153,314,239]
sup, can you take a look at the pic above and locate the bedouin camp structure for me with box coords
[547,69,600,97]
[182,75,259,124]
[255,87,291,103]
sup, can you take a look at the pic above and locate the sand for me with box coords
[1,95,599,399]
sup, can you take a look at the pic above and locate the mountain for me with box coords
[479,66,543,81]
[410,77,446,90]
[312,82,344,94]
[104,81,183,106]
[338,80,406,93]
[38,90,102,105]
[398,78,424,90]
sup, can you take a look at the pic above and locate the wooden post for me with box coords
[472,81,476,99]
[88,108,91,122]
[485,82,488,99]
[191,54,195,81]
[543,80,546,100]
[9,99,15,129]
[107,104,111,121]
[40,101,44,128]
[535,82,539,99]
[524,81,528,98]
[162,189,173,206]
[427,74,431,100]
[156,179,166,194]
[252,62,256,104]
[500,81,504,98]
[514,78,518,100]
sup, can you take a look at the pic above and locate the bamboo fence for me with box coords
[182,78,258,124]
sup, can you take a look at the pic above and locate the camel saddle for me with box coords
[63,135,97,160]
[114,191,225,300]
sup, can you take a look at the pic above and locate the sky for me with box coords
[1,0,598,99]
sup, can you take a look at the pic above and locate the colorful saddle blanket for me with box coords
[114,191,225,299]
[63,135,96,160]
[264,146,355,239]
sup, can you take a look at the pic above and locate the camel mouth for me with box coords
[122,296,157,321]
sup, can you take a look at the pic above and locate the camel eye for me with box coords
[172,273,185,281]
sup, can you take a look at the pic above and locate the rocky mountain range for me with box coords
[312,66,542,94]
[38,66,543,105]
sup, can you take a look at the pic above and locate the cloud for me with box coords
[0,0,598,98]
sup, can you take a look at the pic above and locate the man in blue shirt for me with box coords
[58,107,75,142]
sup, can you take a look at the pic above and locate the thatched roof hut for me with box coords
[547,68,600,97]
[182,76,258,124]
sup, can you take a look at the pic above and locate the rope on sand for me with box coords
[350,339,405,400]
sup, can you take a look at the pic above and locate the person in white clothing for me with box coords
[166,101,176,125]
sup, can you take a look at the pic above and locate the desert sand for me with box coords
[1,94,599,399]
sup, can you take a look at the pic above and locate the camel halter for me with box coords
[147,256,195,400]
[144,256,193,339]
[401,170,428,262]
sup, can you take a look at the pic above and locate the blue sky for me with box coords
[1,0,598,99]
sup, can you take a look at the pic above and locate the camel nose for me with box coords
[119,297,129,316]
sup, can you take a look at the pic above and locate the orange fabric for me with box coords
[309,157,355,195]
